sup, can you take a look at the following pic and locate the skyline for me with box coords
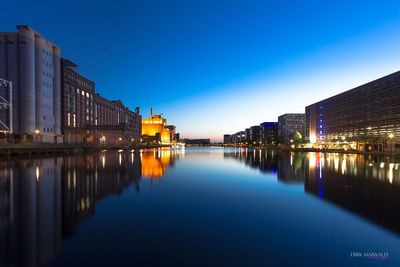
[2,0,400,141]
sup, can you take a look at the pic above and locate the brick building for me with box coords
[61,59,141,146]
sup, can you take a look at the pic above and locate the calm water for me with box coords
[1,148,400,267]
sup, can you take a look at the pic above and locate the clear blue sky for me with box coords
[3,0,400,141]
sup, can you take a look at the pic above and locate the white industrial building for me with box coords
[0,25,62,143]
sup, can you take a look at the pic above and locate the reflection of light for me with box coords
[310,134,317,144]
[319,154,324,179]
[341,157,347,175]
[334,154,339,172]
[35,166,39,181]
[118,149,123,152]
[102,155,106,168]
[388,163,394,184]
[119,154,122,165]
[290,153,293,166]
[380,162,385,169]
[73,170,76,188]
[309,153,316,169]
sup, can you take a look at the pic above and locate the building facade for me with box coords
[278,113,305,144]
[249,125,261,144]
[260,122,278,144]
[0,25,62,143]
[61,58,141,146]
[305,71,400,152]
[223,134,231,144]
[141,111,172,145]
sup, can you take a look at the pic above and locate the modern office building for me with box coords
[249,125,261,144]
[0,25,62,143]
[61,58,141,146]
[223,134,231,144]
[260,122,278,144]
[305,71,400,152]
[278,113,305,144]
[245,128,250,143]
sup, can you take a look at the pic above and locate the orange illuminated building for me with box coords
[142,109,172,144]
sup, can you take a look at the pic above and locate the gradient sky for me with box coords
[3,0,400,141]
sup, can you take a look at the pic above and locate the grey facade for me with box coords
[278,113,305,144]
[0,25,62,143]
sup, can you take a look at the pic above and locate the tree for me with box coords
[293,131,303,146]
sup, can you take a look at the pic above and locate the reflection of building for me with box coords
[61,59,142,146]
[278,113,305,144]
[142,110,172,145]
[304,152,400,234]
[0,25,62,143]
[0,158,63,267]
[305,71,400,153]
[62,151,142,236]
[0,151,142,267]
[224,148,278,174]
[141,148,181,179]
[276,152,307,183]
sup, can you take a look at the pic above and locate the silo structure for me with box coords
[53,46,61,136]
[18,27,36,134]
[35,36,49,138]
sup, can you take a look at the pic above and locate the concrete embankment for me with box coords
[0,143,167,158]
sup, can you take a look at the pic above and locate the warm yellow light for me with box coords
[118,137,122,141]
[35,129,40,134]
[310,135,317,144]
[389,133,394,139]
[35,166,40,181]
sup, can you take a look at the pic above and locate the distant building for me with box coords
[223,134,231,144]
[165,125,176,143]
[260,122,278,144]
[249,125,261,144]
[142,110,171,144]
[245,128,250,144]
[183,138,211,145]
[278,113,305,144]
[305,71,400,153]
[174,133,180,142]
[61,58,141,146]
[230,133,237,144]
[0,25,62,143]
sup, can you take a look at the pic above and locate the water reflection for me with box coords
[0,149,179,267]
[225,149,400,235]
[140,148,183,179]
